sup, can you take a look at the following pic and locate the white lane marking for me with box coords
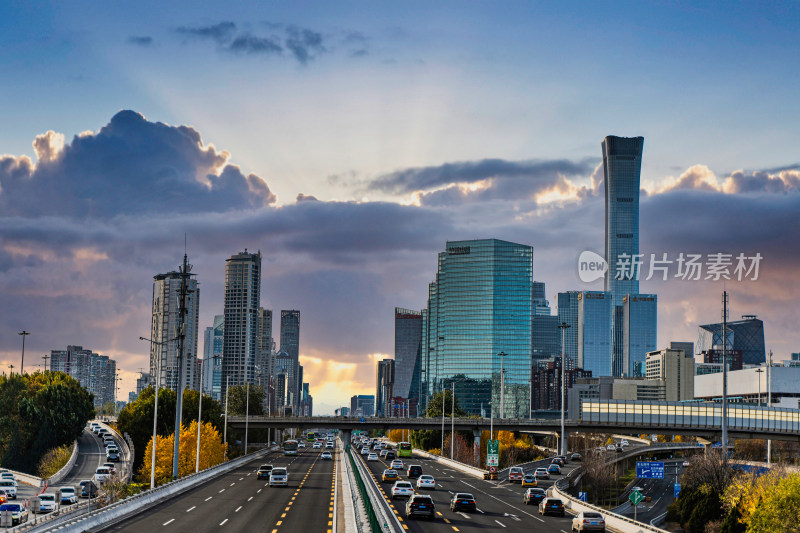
[477,508,485,514]
[219,488,225,493]
[219,518,228,525]
[257,489,262,493]
[186,506,196,512]
[495,520,506,528]
[248,496,253,501]
[458,512,471,519]
[239,477,244,481]
[205,497,213,501]
[163,519,175,525]
[230,482,236,486]
[235,506,242,512]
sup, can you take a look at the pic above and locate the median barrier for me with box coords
[348,448,404,533]
[339,442,367,533]
[46,440,78,486]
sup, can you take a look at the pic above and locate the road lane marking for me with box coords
[257,489,262,493]
[457,512,471,519]
[219,489,225,493]
[230,482,236,486]
[495,520,506,527]
[219,519,228,525]
[163,519,175,525]
[248,496,253,501]
[235,506,242,512]
[186,506,196,512]
[239,477,244,480]
[205,497,212,501]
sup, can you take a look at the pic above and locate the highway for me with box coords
[613,460,685,524]
[93,444,337,533]
[353,445,582,533]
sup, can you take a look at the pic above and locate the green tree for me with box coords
[747,474,800,533]
[411,390,468,452]
[226,385,265,416]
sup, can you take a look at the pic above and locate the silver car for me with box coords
[572,511,606,532]
[269,467,288,487]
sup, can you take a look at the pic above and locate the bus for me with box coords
[398,442,412,458]
[283,440,299,456]
[307,432,316,442]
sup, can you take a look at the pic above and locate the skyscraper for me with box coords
[423,239,533,417]
[697,315,765,365]
[202,315,224,401]
[531,315,561,363]
[557,291,580,365]
[280,310,301,407]
[577,291,613,377]
[150,271,200,392]
[622,294,657,376]
[394,308,423,416]
[257,308,273,385]
[376,358,395,417]
[532,281,551,316]
[603,135,644,376]
[274,350,294,408]
[222,250,261,395]
[351,394,376,417]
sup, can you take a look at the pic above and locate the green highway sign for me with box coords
[487,440,500,467]
[630,490,644,506]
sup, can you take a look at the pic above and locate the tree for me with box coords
[227,385,265,416]
[747,473,800,533]
[137,420,226,486]
[411,390,468,452]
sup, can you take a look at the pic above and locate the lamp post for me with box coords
[498,352,507,419]
[450,382,455,460]
[18,331,30,374]
[558,322,571,456]
[768,350,773,464]
[244,382,250,455]
[755,368,764,407]
[721,290,729,470]
[42,353,49,373]
[223,376,229,461]
[440,383,446,454]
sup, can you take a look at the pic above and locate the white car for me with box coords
[606,444,616,451]
[313,442,322,449]
[416,475,436,490]
[269,467,288,487]
[367,453,379,461]
[321,451,332,460]
[391,481,414,499]
[298,442,306,448]
[360,447,370,455]
[94,467,111,484]
[0,480,17,499]
[59,487,77,504]
[390,459,404,470]
[326,442,334,449]
[620,439,629,447]
[0,473,15,481]
[533,467,550,479]
[36,493,58,513]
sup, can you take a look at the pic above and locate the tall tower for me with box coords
[602,135,644,376]
[394,308,423,416]
[280,310,301,407]
[150,271,200,391]
[222,250,261,396]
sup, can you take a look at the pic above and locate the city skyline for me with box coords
[1,3,800,414]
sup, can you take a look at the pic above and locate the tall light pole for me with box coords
[450,382,455,459]
[140,334,176,489]
[244,381,250,455]
[223,375,229,461]
[498,352,507,419]
[18,331,30,374]
[441,385,446,454]
[721,290,729,471]
[171,253,194,481]
[755,368,764,407]
[768,350,773,464]
[558,322,571,456]
[42,353,49,373]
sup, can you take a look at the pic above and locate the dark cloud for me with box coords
[0,110,276,219]
[176,21,237,44]
[284,26,325,64]
[368,158,598,195]
[296,193,318,202]
[229,34,283,55]
[127,36,153,46]
[725,169,800,194]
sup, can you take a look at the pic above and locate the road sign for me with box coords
[630,490,644,506]
[487,439,500,467]
[651,434,658,442]
[578,492,587,502]
[674,483,681,498]
[636,461,665,479]
[360,417,365,423]
[489,466,497,473]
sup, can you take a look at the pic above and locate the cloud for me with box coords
[176,21,237,44]
[229,34,283,56]
[650,164,800,196]
[0,110,276,219]
[127,36,153,46]
[284,26,325,64]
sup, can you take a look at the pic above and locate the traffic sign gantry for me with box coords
[630,490,644,506]
[636,461,665,479]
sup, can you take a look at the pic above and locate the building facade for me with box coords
[530,358,592,412]
[532,281,551,316]
[50,345,116,407]
[698,315,765,365]
[557,291,580,365]
[577,291,612,377]
[532,315,562,363]
[622,294,657,377]
[202,314,224,401]
[222,250,261,395]
[351,394,376,417]
[280,310,301,408]
[423,239,533,418]
[646,348,694,401]
[258,308,274,384]
[150,270,200,392]
[376,359,395,417]
[700,348,744,371]
[393,308,423,416]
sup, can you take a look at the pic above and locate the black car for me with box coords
[523,488,547,505]
[539,497,565,517]
[407,465,423,479]
[450,493,477,512]
[257,464,273,479]
[385,451,395,461]
[106,450,119,462]
[406,495,435,520]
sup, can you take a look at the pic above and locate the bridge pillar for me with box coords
[473,429,482,467]
[340,428,352,449]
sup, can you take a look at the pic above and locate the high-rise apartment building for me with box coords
[557,291,580,365]
[150,271,200,392]
[394,308,423,416]
[622,294,657,376]
[423,239,533,417]
[530,358,592,412]
[577,291,612,377]
[202,314,224,401]
[698,315,765,365]
[376,359,395,417]
[646,348,694,401]
[222,250,261,396]
[50,345,117,407]
[258,308,274,383]
[280,310,301,407]
[603,135,644,376]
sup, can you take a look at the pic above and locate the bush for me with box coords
[36,444,74,478]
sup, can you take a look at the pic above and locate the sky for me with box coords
[1,2,799,414]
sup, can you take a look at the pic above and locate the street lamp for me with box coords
[558,322,571,456]
[498,352,507,419]
[450,382,456,459]
[755,368,764,407]
[18,331,30,374]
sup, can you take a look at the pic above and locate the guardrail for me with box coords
[347,448,403,533]
[46,441,78,486]
[409,448,486,479]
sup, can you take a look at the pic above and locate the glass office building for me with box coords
[622,294,657,377]
[698,315,765,365]
[577,291,612,377]
[423,239,533,418]
[557,291,580,365]
[532,315,561,363]
[602,135,644,376]
[394,308,423,415]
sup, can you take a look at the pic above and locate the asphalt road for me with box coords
[354,446,583,533]
[613,460,685,523]
[94,445,337,533]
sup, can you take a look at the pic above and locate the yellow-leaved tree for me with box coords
[138,420,226,486]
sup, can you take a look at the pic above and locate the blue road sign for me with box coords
[636,461,665,479]
[578,492,587,502]
[360,417,365,422]
[674,483,681,498]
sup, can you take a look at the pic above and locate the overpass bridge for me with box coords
[228,399,800,442]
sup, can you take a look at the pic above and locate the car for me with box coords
[570,452,582,461]
[103,463,116,474]
[534,468,550,480]
[94,467,111,484]
[631,486,644,493]
[298,442,306,448]
[614,445,623,453]
[79,480,97,498]
[539,497,565,517]
[106,449,120,461]
[257,464,273,479]
[407,465,423,479]
[391,481,414,499]
[572,511,606,532]
[552,457,565,466]
[405,494,435,520]
[548,464,561,475]
[620,439,629,447]
[321,451,333,460]
[558,455,569,464]
[390,459,404,470]
[379,449,388,457]
[0,472,15,481]
[269,467,288,487]
[523,487,547,505]
[382,469,399,482]
[521,474,538,487]
[313,442,322,449]
[36,493,59,513]
[385,451,396,461]
[0,503,28,525]
[326,442,334,449]
[59,486,77,504]
[508,466,524,483]
[360,447,370,456]
[0,480,17,499]
[606,444,616,451]
[450,493,477,512]
[367,453,379,461]
[416,475,436,490]
[682,461,691,467]
[0,489,7,504]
